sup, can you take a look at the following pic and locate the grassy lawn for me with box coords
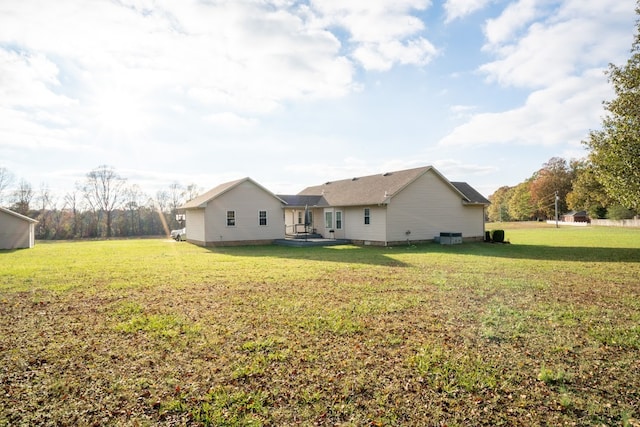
[1,223,639,426]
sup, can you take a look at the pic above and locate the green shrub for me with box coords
[606,204,635,220]
[491,230,505,243]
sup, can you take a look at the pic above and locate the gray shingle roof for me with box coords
[296,166,430,206]
[180,177,285,209]
[276,195,327,207]
[451,182,490,205]
[297,166,490,207]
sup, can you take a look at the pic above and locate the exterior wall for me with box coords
[343,205,387,243]
[0,211,35,249]
[185,209,205,243]
[202,180,285,245]
[386,170,486,242]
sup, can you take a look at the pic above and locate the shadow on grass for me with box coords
[204,244,411,267]
[471,243,640,263]
[204,241,640,265]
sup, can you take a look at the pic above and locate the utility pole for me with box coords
[555,191,559,228]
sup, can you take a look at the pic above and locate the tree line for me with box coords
[0,165,201,240]
[487,157,635,222]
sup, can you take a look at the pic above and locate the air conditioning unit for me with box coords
[440,232,462,245]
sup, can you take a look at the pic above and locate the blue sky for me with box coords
[0,0,636,205]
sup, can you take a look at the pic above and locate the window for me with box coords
[336,211,342,229]
[259,210,267,226]
[364,208,370,225]
[297,211,303,224]
[325,211,333,229]
[226,210,236,226]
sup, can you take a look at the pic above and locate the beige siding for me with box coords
[344,206,387,243]
[386,170,485,241]
[0,211,35,249]
[203,180,284,244]
[185,209,205,244]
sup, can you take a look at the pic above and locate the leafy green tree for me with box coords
[584,2,640,211]
[529,157,573,219]
[566,160,611,218]
[508,181,535,221]
[487,186,513,222]
[607,204,635,220]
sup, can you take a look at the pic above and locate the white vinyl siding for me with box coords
[0,209,36,249]
[185,209,205,243]
[202,180,284,243]
[386,169,485,241]
[344,206,386,242]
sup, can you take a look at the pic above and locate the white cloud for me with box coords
[432,159,497,178]
[0,1,357,119]
[483,0,542,47]
[0,49,75,108]
[480,0,634,88]
[309,0,438,70]
[441,0,635,150]
[352,38,438,71]
[439,69,613,147]
[444,0,494,23]
[205,112,258,129]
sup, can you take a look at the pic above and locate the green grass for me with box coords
[1,224,640,426]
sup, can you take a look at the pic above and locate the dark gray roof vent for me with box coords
[382,172,391,176]
[352,177,358,181]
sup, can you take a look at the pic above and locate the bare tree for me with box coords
[12,178,33,215]
[64,186,82,238]
[123,184,145,236]
[84,165,126,238]
[0,166,14,205]
[36,183,54,239]
[183,183,201,202]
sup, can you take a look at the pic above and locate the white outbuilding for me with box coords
[0,207,38,249]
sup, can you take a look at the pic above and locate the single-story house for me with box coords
[562,211,589,223]
[180,165,490,246]
[0,207,38,249]
[180,177,286,246]
[279,166,489,246]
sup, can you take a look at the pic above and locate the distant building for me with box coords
[0,207,38,249]
[562,211,590,223]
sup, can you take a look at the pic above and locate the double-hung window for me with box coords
[226,210,236,227]
[364,208,370,225]
[336,211,342,229]
[259,210,267,226]
[325,211,333,229]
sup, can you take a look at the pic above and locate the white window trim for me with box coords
[226,210,236,227]
[325,211,333,229]
[259,210,267,226]
[364,208,370,225]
